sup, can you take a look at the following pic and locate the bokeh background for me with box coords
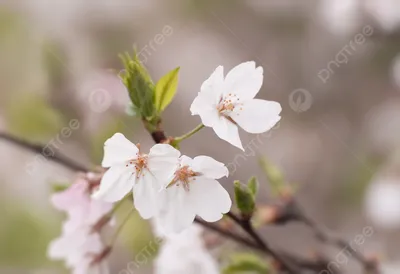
[1,0,400,273]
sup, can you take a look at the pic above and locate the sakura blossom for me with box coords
[156,155,231,233]
[190,61,282,150]
[153,221,219,274]
[48,228,107,274]
[92,132,180,219]
[48,177,112,274]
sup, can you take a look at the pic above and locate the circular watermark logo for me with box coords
[88,88,112,113]
[289,88,313,113]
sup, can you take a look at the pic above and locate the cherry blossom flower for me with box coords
[190,61,282,150]
[51,177,113,231]
[156,155,231,233]
[48,228,107,274]
[153,221,219,274]
[48,177,112,274]
[92,133,180,219]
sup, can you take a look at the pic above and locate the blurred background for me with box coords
[1,0,400,273]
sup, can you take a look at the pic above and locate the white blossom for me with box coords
[92,133,180,219]
[319,0,361,35]
[48,228,106,274]
[381,261,400,274]
[190,62,281,150]
[156,155,231,234]
[153,221,219,274]
[364,177,400,229]
[365,0,400,33]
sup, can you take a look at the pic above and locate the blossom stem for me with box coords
[173,124,205,144]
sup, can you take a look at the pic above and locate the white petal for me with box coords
[200,65,224,105]
[101,133,139,167]
[50,180,88,212]
[133,171,160,219]
[191,177,232,222]
[48,236,70,260]
[190,94,221,127]
[180,155,193,167]
[223,61,263,100]
[190,66,224,127]
[212,116,243,150]
[191,156,228,179]
[66,232,104,267]
[148,144,180,188]
[231,99,281,134]
[157,186,196,234]
[88,199,113,226]
[92,166,134,203]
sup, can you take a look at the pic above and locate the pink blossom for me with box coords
[48,176,113,273]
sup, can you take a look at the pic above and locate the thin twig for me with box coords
[293,200,379,273]
[0,132,90,172]
[225,212,300,273]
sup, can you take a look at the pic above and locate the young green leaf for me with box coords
[155,67,180,112]
[248,176,259,196]
[119,51,156,119]
[234,180,255,218]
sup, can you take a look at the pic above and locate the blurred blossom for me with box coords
[51,177,113,230]
[364,177,400,230]
[48,177,113,273]
[319,0,361,35]
[381,261,400,274]
[365,0,400,33]
[153,221,219,274]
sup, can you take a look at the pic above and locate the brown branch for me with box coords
[293,201,379,273]
[225,212,300,273]
[0,132,90,172]
[269,198,380,274]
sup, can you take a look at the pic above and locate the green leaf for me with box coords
[234,180,255,217]
[223,253,270,274]
[248,176,259,196]
[154,67,180,112]
[119,51,156,119]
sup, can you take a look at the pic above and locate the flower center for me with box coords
[216,93,242,117]
[168,165,199,191]
[125,153,148,179]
